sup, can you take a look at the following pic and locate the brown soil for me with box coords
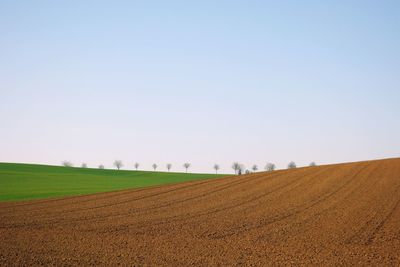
[1,158,400,266]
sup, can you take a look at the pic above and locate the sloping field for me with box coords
[0,163,224,201]
[1,158,400,266]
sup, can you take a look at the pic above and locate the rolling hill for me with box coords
[1,158,400,265]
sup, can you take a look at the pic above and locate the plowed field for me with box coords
[1,158,400,266]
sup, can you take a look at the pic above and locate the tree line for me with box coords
[62,160,317,174]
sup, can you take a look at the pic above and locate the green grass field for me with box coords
[0,163,226,202]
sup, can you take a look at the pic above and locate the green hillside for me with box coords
[0,163,226,202]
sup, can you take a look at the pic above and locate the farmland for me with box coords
[0,163,224,201]
[1,158,400,265]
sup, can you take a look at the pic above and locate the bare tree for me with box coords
[134,162,140,170]
[265,163,276,172]
[213,164,220,174]
[288,161,297,169]
[62,161,73,167]
[98,164,105,169]
[183,163,191,173]
[232,162,240,174]
[309,162,317,167]
[81,163,87,168]
[240,164,246,174]
[113,160,123,170]
[251,164,258,172]
[166,163,172,172]
[152,163,158,171]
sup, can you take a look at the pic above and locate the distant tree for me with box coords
[232,162,240,174]
[213,164,220,174]
[309,162,317,167]
[98,164,105,169]
[251,164,258,172]
[288,161,297,169]
[265,163,276,172]
[134,162,140,170]
[113,160,123,170]
[183,163,191,173]
[152,163,158,171]
[245,169,251,174]
[81,163,87,168]
[166,163,172,172]
[62,161,73,167]
[240,164,246,173]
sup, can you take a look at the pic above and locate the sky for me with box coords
[0,1,399,173]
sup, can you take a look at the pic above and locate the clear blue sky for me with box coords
[1,1,399,173]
